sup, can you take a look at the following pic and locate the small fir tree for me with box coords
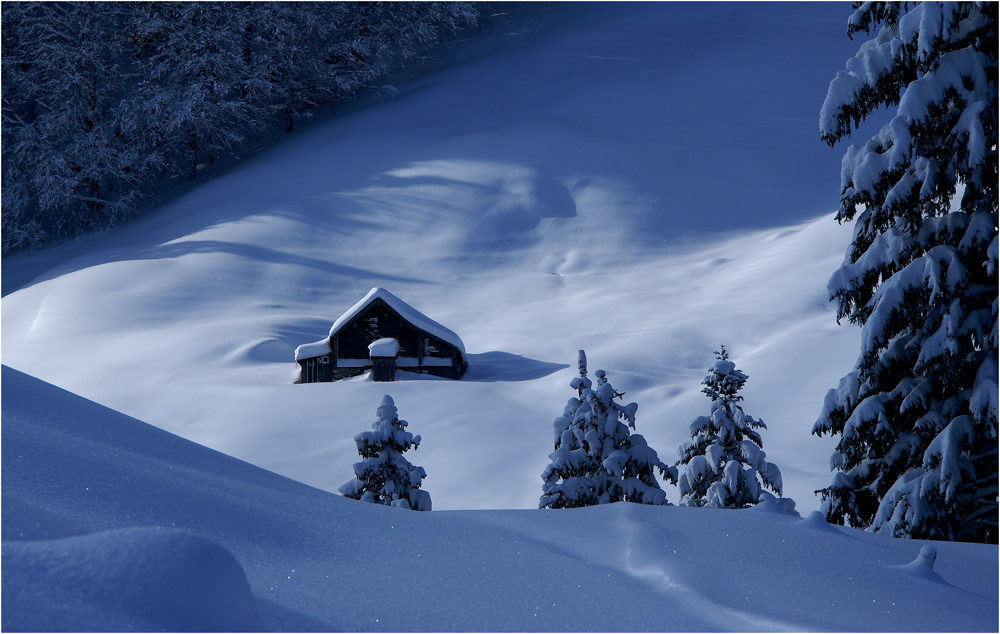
[814,2,997,543]
[676,346,783,508]
[540,350,676,509]
[339,395,431,511]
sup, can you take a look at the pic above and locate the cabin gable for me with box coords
[335,300,420,360]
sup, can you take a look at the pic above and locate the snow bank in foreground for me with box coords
[2,528,260,632]
[3,366,996,632]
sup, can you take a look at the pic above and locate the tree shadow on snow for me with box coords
[463,352,567,382]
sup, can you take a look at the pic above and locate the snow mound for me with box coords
[793,510,848,535]
[892,544,949,585]
[1,527,261,632]
[749,491,800,516]
[226,337,294,365]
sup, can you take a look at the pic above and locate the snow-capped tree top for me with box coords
[377,395,399,425]
[570,349,593,396]
[594,369,607,386]
[701,346,749,403]
[712,359,737,376]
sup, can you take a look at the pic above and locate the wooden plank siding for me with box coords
[298,355,333,383]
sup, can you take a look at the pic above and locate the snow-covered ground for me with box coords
[4,365,997,631]
[7,5,997,629]
[2,2,878,515]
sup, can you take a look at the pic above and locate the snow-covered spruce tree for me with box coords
[540,350,676,509]
[814,2,998,543]
[339,395,431,511]
[676,346,783,509]
[251,3,344,134]
[127,2,262,182]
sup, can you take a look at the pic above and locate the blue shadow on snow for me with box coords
[462,352,567,382]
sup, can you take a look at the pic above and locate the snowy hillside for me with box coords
[4,365,997,631]
[0,2,881,515]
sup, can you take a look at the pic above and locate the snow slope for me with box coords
[4,3,889,513]
[3,365,997,632]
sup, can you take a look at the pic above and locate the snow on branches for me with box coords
[676,346,786,510]
[339,395,431,511]
[815,1,997,543]
[1,2,480,253]
[540,350,676,509]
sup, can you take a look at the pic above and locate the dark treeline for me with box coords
[1,2,480,254]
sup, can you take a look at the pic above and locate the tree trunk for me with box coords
[188,131,198,180]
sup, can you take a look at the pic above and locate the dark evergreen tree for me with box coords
[339,395,431,511]
[254,3,341,134]
[128,2,261,182]
[814,2,998,543]
[540,350,676,509]
[676,346,783,508]
[1,2,147,252]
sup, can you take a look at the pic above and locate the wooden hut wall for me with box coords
[297,355,333,383]
[420,347,462,379]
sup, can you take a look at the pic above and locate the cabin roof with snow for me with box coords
[329,287,466,355]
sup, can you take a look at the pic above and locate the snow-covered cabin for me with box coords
[294,288,468,382]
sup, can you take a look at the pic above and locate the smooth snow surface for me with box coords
[5,3,891,514]
[3,366,997,632]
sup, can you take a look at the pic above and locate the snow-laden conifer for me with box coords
[339,395,431,511]
[127,3,263,182]
[814,2,997,543]
[540,350,676,509]
[676,346,783,508]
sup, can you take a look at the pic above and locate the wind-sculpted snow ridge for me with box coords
[3,366,997,632]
